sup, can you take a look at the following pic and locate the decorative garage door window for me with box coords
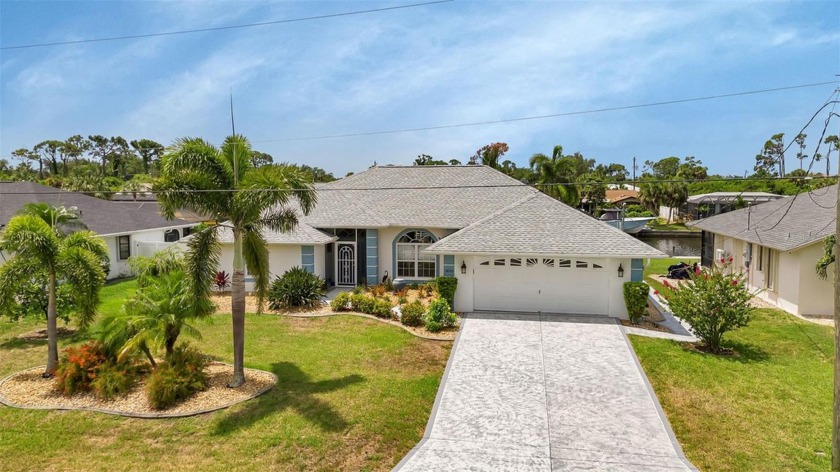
[478,257,603,269]
[396,230,436,278]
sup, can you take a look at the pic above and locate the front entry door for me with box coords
[336,243,356,286]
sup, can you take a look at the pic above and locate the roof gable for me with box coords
[425,192,666,257]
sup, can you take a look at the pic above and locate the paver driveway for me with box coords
[396,312,695,471]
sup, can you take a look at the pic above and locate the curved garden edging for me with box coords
[0,363,277,419]
[283,311,458,341]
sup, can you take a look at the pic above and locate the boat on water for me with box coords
[599,209,656,234]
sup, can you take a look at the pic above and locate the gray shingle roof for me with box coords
[424,191,666,257]
[0,182,193,235]
[690,184,837,251]
[303,165,539,228]
[213,219,337,245]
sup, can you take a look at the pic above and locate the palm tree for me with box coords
[529,145,580,206]
[155,135,315,387]
[816,234,836,280]
[99,270,210,366]
[0,205,108,375]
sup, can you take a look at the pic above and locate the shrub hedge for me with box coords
[623,281,649,323]
[433,276,458,309]
[400,301,425,327]
[268,266,325,309]
[425,298,457,332]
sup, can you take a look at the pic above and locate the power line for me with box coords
[3,175,836,195]
[252,81,839,143]
[0,0,453,51]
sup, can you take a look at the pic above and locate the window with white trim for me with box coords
[118,235,131,261]
[396,230,436,278]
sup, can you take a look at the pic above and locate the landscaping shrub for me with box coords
[54,342,107,396]
[397,295,408,305]
[421,283,435,298]
[369,284,387,298]
[434,276,458,309]
[146,344,209,410]
[91,361,137,400]
[623,282,649,324]
[330,291,352,311]
[667,261,753,353]
[425,298,456,332]
[268,266,326,309]
[352,285,364,295]
[400,301,425,327]
[213,270,230,291]
[351,293,376,313]
[372,299,394,318]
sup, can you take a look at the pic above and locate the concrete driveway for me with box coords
[395,313,696,471]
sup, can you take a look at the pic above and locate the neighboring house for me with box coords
[691,185,836,318]
[659,191,784,222]
[211,166,664,318]
[0,182,197,279]
[605,189,640,206]
[111,192,211,223]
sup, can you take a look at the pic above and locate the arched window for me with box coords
[396,230,436,278]
[164,229,180,242]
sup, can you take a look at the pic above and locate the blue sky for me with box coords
[1,0,838,177]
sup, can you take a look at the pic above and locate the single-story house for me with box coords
[690,184,836,318]
[660,191,784,222]
[212,165,665,318]
[605,189,640,206]
[0,181,197,279]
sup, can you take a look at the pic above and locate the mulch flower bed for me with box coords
[0,363,276,418]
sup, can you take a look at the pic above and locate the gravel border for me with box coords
[0,363,277,419]
[283,311,458,341]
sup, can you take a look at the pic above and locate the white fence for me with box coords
[134,241,183,258]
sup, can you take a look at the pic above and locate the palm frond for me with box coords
[184,225,220,311]
[816,234,836,280]
[0,215,59,265]
[154,171,230,220]
[259,208,299,233]
[61,231,109,266]
[128,247,185,288]
[242,228,269,314]
[221,134,254,183]
[57,246,106,329]
[0,257,33,314]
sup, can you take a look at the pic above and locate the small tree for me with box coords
[667,260,753,353]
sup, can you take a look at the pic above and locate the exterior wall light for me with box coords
[617,263,624,278]
[461,261,467,274]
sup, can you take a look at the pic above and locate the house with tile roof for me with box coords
[0,182,197,279]
[690,185,836,318]
[212,165,665,318]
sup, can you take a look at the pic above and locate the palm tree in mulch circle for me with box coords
[0,203,109,376]
[154,135,316,387]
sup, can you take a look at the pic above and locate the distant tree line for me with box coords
[0,135,336,198]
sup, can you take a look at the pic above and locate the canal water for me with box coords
[637,233,702,257]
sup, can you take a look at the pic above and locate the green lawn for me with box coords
[643,257,687,295]
[645,221,700,232]
[631,308,833,471]
[0,279,450,471]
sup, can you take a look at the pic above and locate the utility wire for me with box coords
[1,0,453,50]
[3,175,836,195]
[252,81,839,143]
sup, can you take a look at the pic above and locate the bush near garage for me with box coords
[622,282,649,324]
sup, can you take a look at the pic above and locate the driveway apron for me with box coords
[395,312,695,471]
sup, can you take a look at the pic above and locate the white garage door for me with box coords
[474,256,609,315]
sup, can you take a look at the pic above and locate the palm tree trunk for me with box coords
[44,271,59,377]
[229,228,246,388]
[140,343,156,368]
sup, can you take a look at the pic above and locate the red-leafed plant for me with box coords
[213,271,230,292]
[54,342,107,396]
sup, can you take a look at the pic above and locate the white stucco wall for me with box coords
[377,226,456,282]
[715,233,833,318]
[797,242,833,317]
[217,243,326,291]
[104,226,194,279]
[451,254,630,318]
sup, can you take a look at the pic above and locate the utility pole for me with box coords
[632,156,637,189]
[834,164,840,471]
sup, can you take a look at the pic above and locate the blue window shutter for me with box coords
[366,229,378,285]
[443,255,455,277]
[301,246,315,273]
[630,259,644,282]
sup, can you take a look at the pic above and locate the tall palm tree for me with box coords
[0,206,108,375]
[529,145,580,206]
[155,135,315,387]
